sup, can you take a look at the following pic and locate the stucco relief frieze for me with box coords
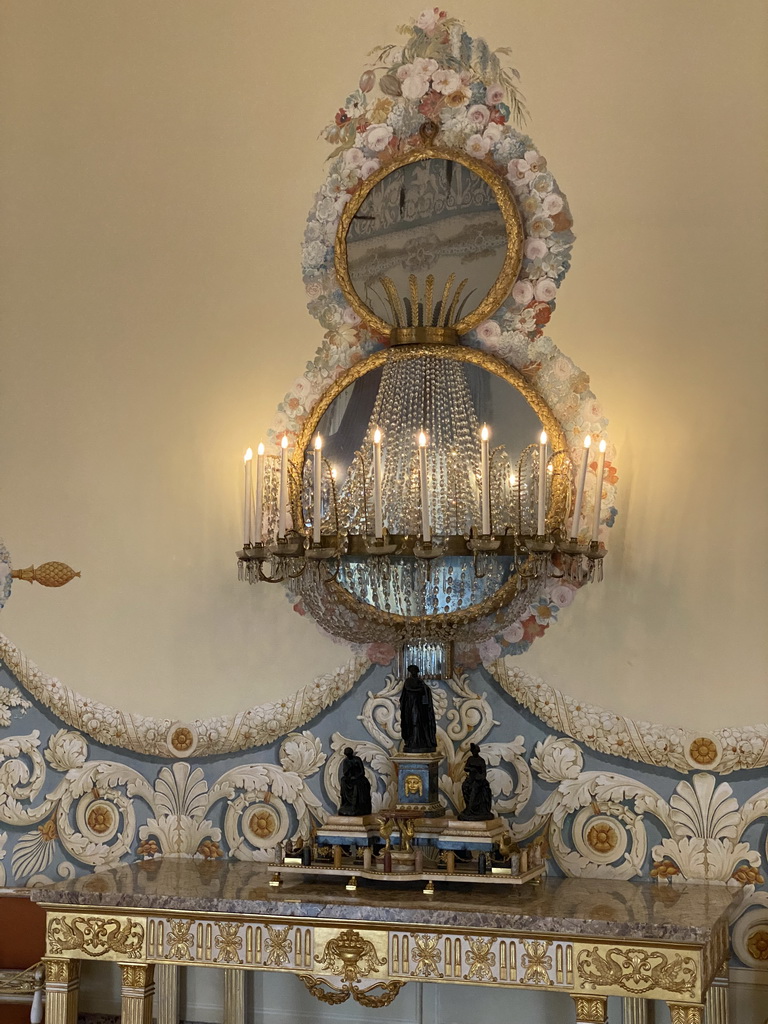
[0,664,766,977]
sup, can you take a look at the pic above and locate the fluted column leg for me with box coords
[224,966,247,1024]
[572,993,609,1022]
[155,963,181,1024]
[622,996,653,1023]
[119,962,155,1024]
[705,965,729,1024]
[43,957,80,1024]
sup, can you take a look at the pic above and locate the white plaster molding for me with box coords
[0,632,369,757]
[3,629,768,775]
[490,658,768,776]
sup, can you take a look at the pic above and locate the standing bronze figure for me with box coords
[399,664,437,753]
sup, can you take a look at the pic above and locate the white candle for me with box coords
[313,435,323,544]
[373,427,383,538]
[480,425,491,535]
[537,430,548,535]
[570,435,591,539]
[278,435,289,539]
[243,448,253,546]
[418,431,431,543]
[255,443,265,543]
[591,439,607,542]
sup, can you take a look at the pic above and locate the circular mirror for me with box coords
[293,346,565,641]
[336,150,523,337]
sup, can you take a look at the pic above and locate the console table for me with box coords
[31,860,737,1024]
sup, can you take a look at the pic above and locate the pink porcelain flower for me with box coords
[512,280,534,306]
[486,84,505,105]
[467,104,490,127]
[475,319,501,343]
[534,278,557,302]
[416,7,444,35]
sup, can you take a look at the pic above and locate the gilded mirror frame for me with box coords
[334,137,525,339]
[291,343,567,641]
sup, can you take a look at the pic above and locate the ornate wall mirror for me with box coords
[239,124,601,663]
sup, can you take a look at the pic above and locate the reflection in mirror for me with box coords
[300,352,545,617]
[346,159,508,328]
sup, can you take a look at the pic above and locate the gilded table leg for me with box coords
[155,963,181,1024]
[119,962,156,1024]
[667,1004,705,1024]
[622,997,653,1023]
[224,967,247,1024]
[43,957,80,1024]
[573,994,609,1022]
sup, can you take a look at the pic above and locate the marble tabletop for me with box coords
[31,860,740,947]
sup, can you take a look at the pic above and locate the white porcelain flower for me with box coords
[343,146,365,169]
[524,237,548,260]
[45,729,88,771]
[401,73,430,100]
[465,133,491,159]
[360,158,381,179]
[542,192,564,216]
[363,123,394,152]
[483,122,503,144]
[431,68,462,95]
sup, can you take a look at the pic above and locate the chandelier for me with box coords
[237,127,607,657]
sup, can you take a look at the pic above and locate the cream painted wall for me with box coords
[0,0,766,729]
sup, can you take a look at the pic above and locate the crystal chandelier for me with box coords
[237,129,607,656]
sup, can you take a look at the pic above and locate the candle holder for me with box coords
[305,534,346,560]
[413,537,446,560]
[467,530,501,554]
[521,534,556,555]
[585,540,607,582]
[268,535,305,559]
[556,537,591,583]
[238,542,271,562]
[362,529,398,556]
